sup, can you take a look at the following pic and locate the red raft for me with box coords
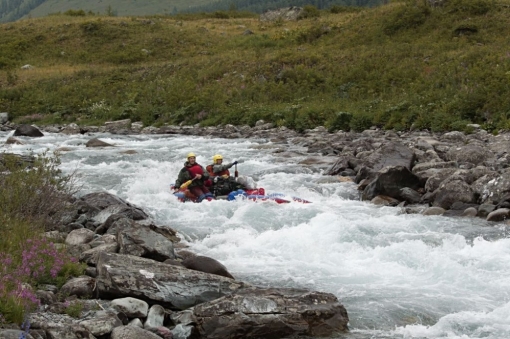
[171,185,311,204]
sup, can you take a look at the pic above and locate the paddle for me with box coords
[179,177,196,189]
[234,163,238,180]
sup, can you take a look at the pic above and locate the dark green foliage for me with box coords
[326,111,352,132]
[0,152,74,228]
[350,113,373,132]
[64,9,86,16]
[330,5,362,13]
[453,24,478,37]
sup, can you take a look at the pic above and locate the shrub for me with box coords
[0,152,75,229]
[330,5,361,14]
[64,300,84,318]
[0,237,85,324]
[327,111,352,132]
[64,9,86,17]
[0,152,83,325]
[350,112,373,132]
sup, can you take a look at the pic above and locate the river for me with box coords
[2,130,510,339]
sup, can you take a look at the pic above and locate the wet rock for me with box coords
[13,124,44,137]
[86,137,114,147]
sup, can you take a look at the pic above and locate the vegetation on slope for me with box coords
[0,153,85,325]
[1,0,510,133]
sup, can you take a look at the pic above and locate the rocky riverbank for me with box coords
[0,190,349,339]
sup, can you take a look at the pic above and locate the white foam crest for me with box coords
[395,301,510,339]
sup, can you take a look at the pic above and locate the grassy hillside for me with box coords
[23,0,214,19]
[1,1,510,133]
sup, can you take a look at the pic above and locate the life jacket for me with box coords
[206,164,230,177]
[187,163,204,178]
[206,164,215,177]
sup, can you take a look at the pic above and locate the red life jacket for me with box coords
[187,163,204,178]
[206,164,229,177]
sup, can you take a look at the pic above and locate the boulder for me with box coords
[13,124,44,137]
[362,166,421,201]
[117,223,176,261]
[111,297,149,318]
[86,138,114,147]
[0,112,8,124]
[111,325,162,339]
[95,252,246,310]
[171,287,349,338]
[432,178,476,209]
[260,7,303,22]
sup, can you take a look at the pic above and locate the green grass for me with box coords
[2,1,510,132]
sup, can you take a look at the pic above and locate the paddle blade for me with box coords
[234,164,238,178]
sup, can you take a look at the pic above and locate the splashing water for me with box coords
[2,131,510,339]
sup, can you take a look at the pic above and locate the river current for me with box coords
[2,131,510,339]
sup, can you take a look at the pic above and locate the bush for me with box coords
[330,5,361,14]
[0,152,83,325]
[327,111,352,132]
[64,9,86,17]
[0,236,85,324]
[0,152,75,229]
[64,301,84,318]
[350,112,373,132]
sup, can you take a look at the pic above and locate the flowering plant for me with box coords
[0,237,83,325]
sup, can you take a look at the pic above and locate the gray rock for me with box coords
[422,207,446,215]
[111,297,149,318]
[13,124,44,137]
[0,329,34,338]
[144,304,165,329]
[95,252,246,310]
[80,242,119,265]
[60,276,96,298]
[0,112,8,124]
[79,310,123,337]
[111,325,162,339]
[117,223,176,261]
[86,137,114,147]
[432,178,476,209]
[171,287,349,338]
[65,228,95,246]
[486,208,510,222]
[362,166,421,201]
[462,207,478,217]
